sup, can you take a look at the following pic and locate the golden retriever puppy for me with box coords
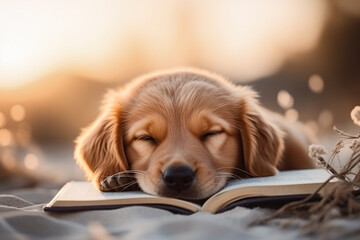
[74,68,315,200]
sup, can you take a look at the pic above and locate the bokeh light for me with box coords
[0,128,12,146]
[350,106,360,126]
[308,74,324,94]
[10,105,26,122]
[24,154,39,170]
[277,90,294,110]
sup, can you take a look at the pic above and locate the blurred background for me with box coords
[0,0,359,190]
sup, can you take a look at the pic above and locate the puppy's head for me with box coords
[75,68,284,200]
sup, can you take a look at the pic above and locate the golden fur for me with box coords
[74,68,315,200]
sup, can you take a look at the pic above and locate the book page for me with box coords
[221,168,333,192]
[57,181,153,201]
[202,168,336,213]
[46,181,201,213]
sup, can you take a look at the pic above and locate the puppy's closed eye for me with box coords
[200,130,224,141]
[135,135,158,145]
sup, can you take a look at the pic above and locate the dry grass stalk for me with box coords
[250,106,360,234]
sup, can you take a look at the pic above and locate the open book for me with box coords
[44,169,337,214]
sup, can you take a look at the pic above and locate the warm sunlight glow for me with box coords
[189,0,327,80]
[24,154,39,170]
[0,128,12,147]
[0,0,328,89]
[277,90,294,110]
[10,105,26,122]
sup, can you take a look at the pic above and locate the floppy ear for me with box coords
[74,90,129,189]
[237,87,284,177]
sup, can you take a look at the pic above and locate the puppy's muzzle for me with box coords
[162,166,195,193]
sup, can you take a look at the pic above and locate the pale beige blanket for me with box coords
[1,185,359,240]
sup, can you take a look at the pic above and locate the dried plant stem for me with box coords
[250,126,360,235]
[250,175,337,226]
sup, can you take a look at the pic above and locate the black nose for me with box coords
[162,166,195,193]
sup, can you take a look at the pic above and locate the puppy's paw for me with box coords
[100,175,121,192]
[99,173,138,192]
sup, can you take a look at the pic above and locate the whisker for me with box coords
[216,172,243,180]
[100,173,140,189]
[100,170,145,181]
[105,173,138,178]
[215,167,255,178]
[107,175,137,180]
[101,180,138,191]
[217,172,242,178]
[101,174,136,184]
[119,181,140,192]
[116,170,145,175]
[199,178,221,193]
